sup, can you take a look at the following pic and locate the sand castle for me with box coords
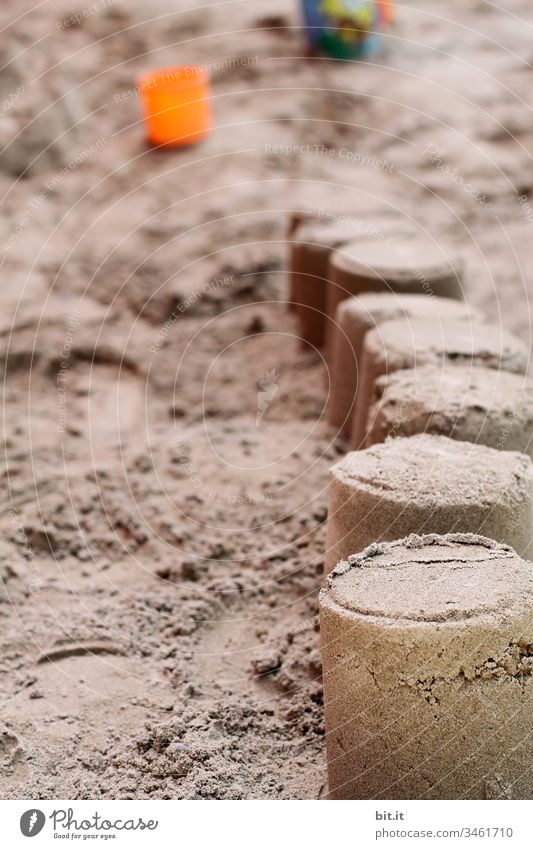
[290,218,370,348]
[325,434,533,571]
[290,215,410,347]
[325,236,464,352]
[327,292,479,436]
[289,221,464,351]
[287,207,533,800]
[320,533,533,799]
[365,365,533,454]
[351,318,528,447]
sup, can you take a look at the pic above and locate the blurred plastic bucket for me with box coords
[138,65,212,147]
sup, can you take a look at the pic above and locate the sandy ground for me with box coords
[0,0,533,799]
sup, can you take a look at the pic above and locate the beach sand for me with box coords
[1,0,533,799]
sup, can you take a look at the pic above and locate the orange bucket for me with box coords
[138,65,212,148]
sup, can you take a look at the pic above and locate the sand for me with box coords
[325,434,533,572]
[2,0,533,800]
[320,533,533,799]
[366,364,533,454]
[351,318,529,447]
[327,292,479,436]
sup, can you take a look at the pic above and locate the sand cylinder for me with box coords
[327,292,479,436]
[366,364,533,455]
[326,237,464,355]
[325,433,533,573]
[290,219,368,348]
[287,211,319,311]
[351,318,528,448]
[290,216,409,348]
[320,533,533,799]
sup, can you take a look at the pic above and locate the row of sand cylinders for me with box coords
[289,211,533,799]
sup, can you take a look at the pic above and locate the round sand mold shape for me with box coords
[328,292,479,436]
[351,318,528,448]
[320,533,533,800]
[290,216,410,348]
[325,433,533,573]
[365,365,533,454]
[287,211,317,311]
[326,237,464,353]
[290,219,367,347]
